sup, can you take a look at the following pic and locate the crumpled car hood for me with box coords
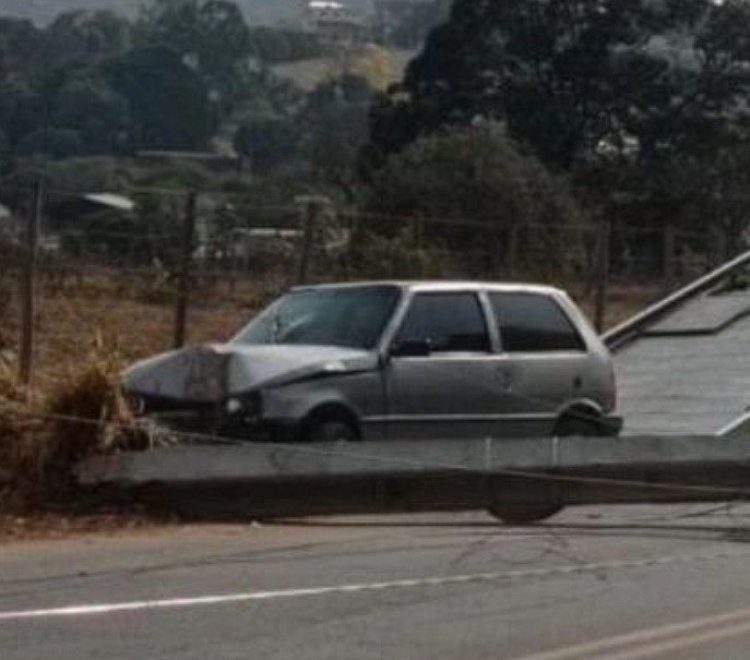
[122,343,376,402]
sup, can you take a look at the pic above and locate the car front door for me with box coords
[383,291,505,439]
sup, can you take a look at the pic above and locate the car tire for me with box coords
[553,412,605,437]
[488,410,603,525]
[487,503,563,525]
[302,417,359,442]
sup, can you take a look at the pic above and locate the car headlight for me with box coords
[126,393,146,415]
[224,391,262,419]
[225,398,243,415]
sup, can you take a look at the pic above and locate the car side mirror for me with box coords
[389,339,432,358]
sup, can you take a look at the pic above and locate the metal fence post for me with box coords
[174,191,196,349]
[19,181,43,387]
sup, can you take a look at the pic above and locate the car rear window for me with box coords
[490,292,586,352]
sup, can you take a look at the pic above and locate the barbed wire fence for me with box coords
[0,181,727,389]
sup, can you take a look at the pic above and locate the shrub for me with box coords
[0,332,147,507]
[365,124,590,278]
[344,227,446,279]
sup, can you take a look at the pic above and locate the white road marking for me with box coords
[515,602,750,660]
[0,549,745,622]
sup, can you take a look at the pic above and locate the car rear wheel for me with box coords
[553,412,606,437]
[488,410,604,525]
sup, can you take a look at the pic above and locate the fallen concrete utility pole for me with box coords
[604,248,750,350]
[77,433,750,519]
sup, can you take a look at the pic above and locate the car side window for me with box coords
[395,292,491,353]
[490,292,586,352]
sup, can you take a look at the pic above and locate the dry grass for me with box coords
[574,283,663,331]
[0,334,152,511]
[4,274,276,393]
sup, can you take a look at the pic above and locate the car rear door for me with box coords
[488,291,592,436]
[383,291,505,439]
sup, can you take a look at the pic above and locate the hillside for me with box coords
[272,47,415,91]
[0,0,375,26]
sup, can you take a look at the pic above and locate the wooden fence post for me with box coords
[594,216,611,333]
[662,223,676,292]
[173,191,196,349]
[296,195,329,284]
[506,224,520,279]
[19,181,43,387]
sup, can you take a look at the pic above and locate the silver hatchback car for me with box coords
[123,281,621,441]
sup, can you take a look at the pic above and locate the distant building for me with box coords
[303,0,370,45]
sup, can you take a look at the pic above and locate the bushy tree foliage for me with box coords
[247,27,324,64]
[362,124,589,275]
[368,123,583,227]
[39,10,131,68]
[367,0,750,172]
[0,17,39,80]
[234,116,302,173]
[304,75,374,183]
[137,0,252,111]
[106,46,219,150]
[0,1,336,166]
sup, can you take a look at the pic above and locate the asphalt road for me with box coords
[2,504,750,659]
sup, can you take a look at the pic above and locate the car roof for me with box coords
[292,280,567,297]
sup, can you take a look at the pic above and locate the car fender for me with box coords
[262,378,362,426]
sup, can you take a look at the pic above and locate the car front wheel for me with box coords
[302,418,359,442]
[487,503,563,525]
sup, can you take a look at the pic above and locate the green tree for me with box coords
[0,79,46,151]
[0,129,9,169]
[366,0,750,172]
[365,124,587,274]
[247,27,324,64]
[0,17,39,81]
[137,0,252,111]
[17,127,83,159]
[304,75,374,188]
[39,10,131,69]
[53,75,130,154]
[107,46,219,150]
[0,13,132,162]
[233,115,301,174]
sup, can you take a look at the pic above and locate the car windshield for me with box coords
[232,285,401,350]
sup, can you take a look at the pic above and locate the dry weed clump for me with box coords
[0,404,51,507]
[45,333,150,462]
[0,333,149,508]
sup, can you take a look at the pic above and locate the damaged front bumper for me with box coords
[126,392,292,443]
